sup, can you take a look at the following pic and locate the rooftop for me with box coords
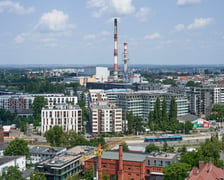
[102,151,146,162]
[29,146,66,155]
[37,154,80,167]
[0,156,24,166]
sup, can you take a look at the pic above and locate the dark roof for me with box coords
[177,114,199,122]
[0,156,24,166]
[22,168,35,178]
[102,151,146,162]
[29,146,66,155]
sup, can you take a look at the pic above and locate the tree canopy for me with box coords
[163,163,191,180]
[30,170,46,180]
[44,125,105,148]
[4,138,29,158]
[145,143,160,153]
[126,112,144,135]
[2,166,24,180]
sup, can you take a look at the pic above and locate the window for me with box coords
[147,160,150,165]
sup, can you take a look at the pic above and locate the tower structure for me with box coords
[123,42,129,83]
[113,18,118,80]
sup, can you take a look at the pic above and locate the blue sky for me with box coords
[0,0,223,65]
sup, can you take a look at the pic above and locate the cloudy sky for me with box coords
[0,0,223,65]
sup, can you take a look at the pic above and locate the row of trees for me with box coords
[148,97,193,133]
[44,126,105,148]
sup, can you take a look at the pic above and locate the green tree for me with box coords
[30,170,46,180]
[145,143,160,153]
[3,166,24,180]
[184,121,193,134]
[4,138,29,158]
[169,97,177,122]
[32,96,47,126]
[162,98,168,122]
[153,97,162,124]
[83,166,94,180]
[163,163,191,180]
[44,125,64,147]
[121,142,129,152]
[181,149,205,167]
[126,112,144,135]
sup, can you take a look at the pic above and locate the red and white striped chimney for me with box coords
[114,18,118,80]
[123,42,128,76]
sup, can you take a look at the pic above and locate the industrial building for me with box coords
[84,145,178,180]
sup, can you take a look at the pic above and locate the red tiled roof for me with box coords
[187,162,224,180]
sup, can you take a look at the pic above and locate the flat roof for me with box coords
[102,151,146,162]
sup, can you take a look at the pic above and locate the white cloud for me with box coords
[15,34,25,43]
[35,9,75,32]
[188,18,214,30]
[177,0,201,6]
[135,7,150,22]
[0,1,34,14]
[84,34,96,40]
[144,33,161,40]
[174,24,185,32]
[86,0,135,17]
[100,31,110,36]
[110,0,135,15]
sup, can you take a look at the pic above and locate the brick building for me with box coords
[84,145,177,180]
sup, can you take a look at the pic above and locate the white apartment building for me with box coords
[41,104,82,134]
[96,67,110,83]
[90,102,122,133]
[0,156,26,175]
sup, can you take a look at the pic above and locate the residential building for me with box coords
[96,67,110,83]
[36,154,82,180]
[29,146,66,164]
[0,156,26,175]
[145,152,178,179]
[116,91,188,120]
[189,86,224,116]
[90,102,122,133]
[41,104,82,134]
[187,161,224,180]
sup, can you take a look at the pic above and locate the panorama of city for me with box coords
[0,0,224,180]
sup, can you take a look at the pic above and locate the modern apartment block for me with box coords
[41,104,82,134]
[36,154,82,180]
[0,93,78,113]
[189,86,224,116]
[0,95,34,112]
[90,102,122,133]
[115,91,188,120]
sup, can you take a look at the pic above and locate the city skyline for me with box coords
[0,0,223,65]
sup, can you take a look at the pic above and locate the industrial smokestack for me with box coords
[114,18,118,80]
[123,42,128,83]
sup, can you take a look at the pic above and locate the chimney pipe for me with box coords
[114,18,118,80]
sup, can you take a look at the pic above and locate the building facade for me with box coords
[189,86,224,116]
[41,104,82,134]
[36,154,82,180]
[29,146,66,164]
[0,156,26,175]
[90,103,122,133]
